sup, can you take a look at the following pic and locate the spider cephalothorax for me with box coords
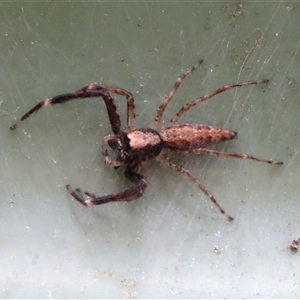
[10,59,282,220]
[108,128,163,164]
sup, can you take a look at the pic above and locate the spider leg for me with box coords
[66,162,147,206]
[89,85,136,130]
[151,59,203,129]
[10,84,136,133]
[156,156,234,220]
[182,148,283,165]
[169,79,269,124]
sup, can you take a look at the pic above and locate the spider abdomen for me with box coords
[161,124,237,150]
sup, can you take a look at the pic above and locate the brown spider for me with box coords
[10,60,283,220]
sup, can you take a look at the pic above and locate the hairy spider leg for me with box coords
[183,148,283,165]
[170,80,269,124]
[10,84,136,133]
[90,85,136,130]
[151,59,204,129]
[156,157,234,220]
[66,162,147,206]
[10,85,120,133]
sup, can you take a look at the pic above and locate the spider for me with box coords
[10,59,283,220]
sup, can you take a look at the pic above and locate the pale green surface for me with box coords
[1,2,300,298]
